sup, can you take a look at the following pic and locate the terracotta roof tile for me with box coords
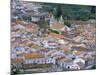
[58,57,72,62]
[11,58,25,63]
[18,52,44,59]
[49,33,65,39]
[51,22,64,30]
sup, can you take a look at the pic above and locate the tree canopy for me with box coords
[42,3,96,21]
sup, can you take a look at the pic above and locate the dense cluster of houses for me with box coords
[11,0,96,73]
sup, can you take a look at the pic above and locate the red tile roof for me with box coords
[49,33,65,39]
[11,58,25,63]
[18,52,44,59]
[51,22,64,30]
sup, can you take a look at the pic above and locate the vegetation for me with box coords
[11,66,21,74]
[91,65,96,69]
[42,3,96,21]
[53,5,62,19]
[48,28,60,34]
[37,16,49,28]
[64,20,71,27]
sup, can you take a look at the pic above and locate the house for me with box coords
[11,58,25,68]
[73,58,85,69]
[14,24,26,30]
[11,52,17,59]
[85,58,95,67]
[13,46,31,54]
[69,63,80,70]
[59,46,70,52]
[87,19,96,24]
[47,50,57,56]
[47,50,64,57]
[48,42,58,48]
[48,33,65,39]
[71,46,92,51]
[50,51,65,59]
[42,39,59,49]
[80,56,96,67]
[17,52,56,65]
[38,48,49,55]
[31,16,40,22]
[57,57,80,70]
[58,39,65,45]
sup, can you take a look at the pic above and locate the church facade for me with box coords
[49,15,67,34]
[49,15,66,34]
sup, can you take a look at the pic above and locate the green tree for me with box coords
[38,16,49,29]
[64,20,71,27]
[53,5,62,19]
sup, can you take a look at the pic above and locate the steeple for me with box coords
[59,15,64,24]
[50,15,55,27]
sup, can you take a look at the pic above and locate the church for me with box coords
[49,15,66,34]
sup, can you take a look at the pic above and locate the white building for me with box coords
[24,57,55,64]
[31,16,40,22]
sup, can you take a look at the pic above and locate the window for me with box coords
[68,66,70,69]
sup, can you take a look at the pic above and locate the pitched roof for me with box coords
[16,19,27,25]
[51,22,64,30]
[71,46,93,51]
[18,52,44,59]
[47,50,57,56]
[11,58,25,63]
[60,46,69,51]
[49,33,65,39]
[58,57,72,62]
